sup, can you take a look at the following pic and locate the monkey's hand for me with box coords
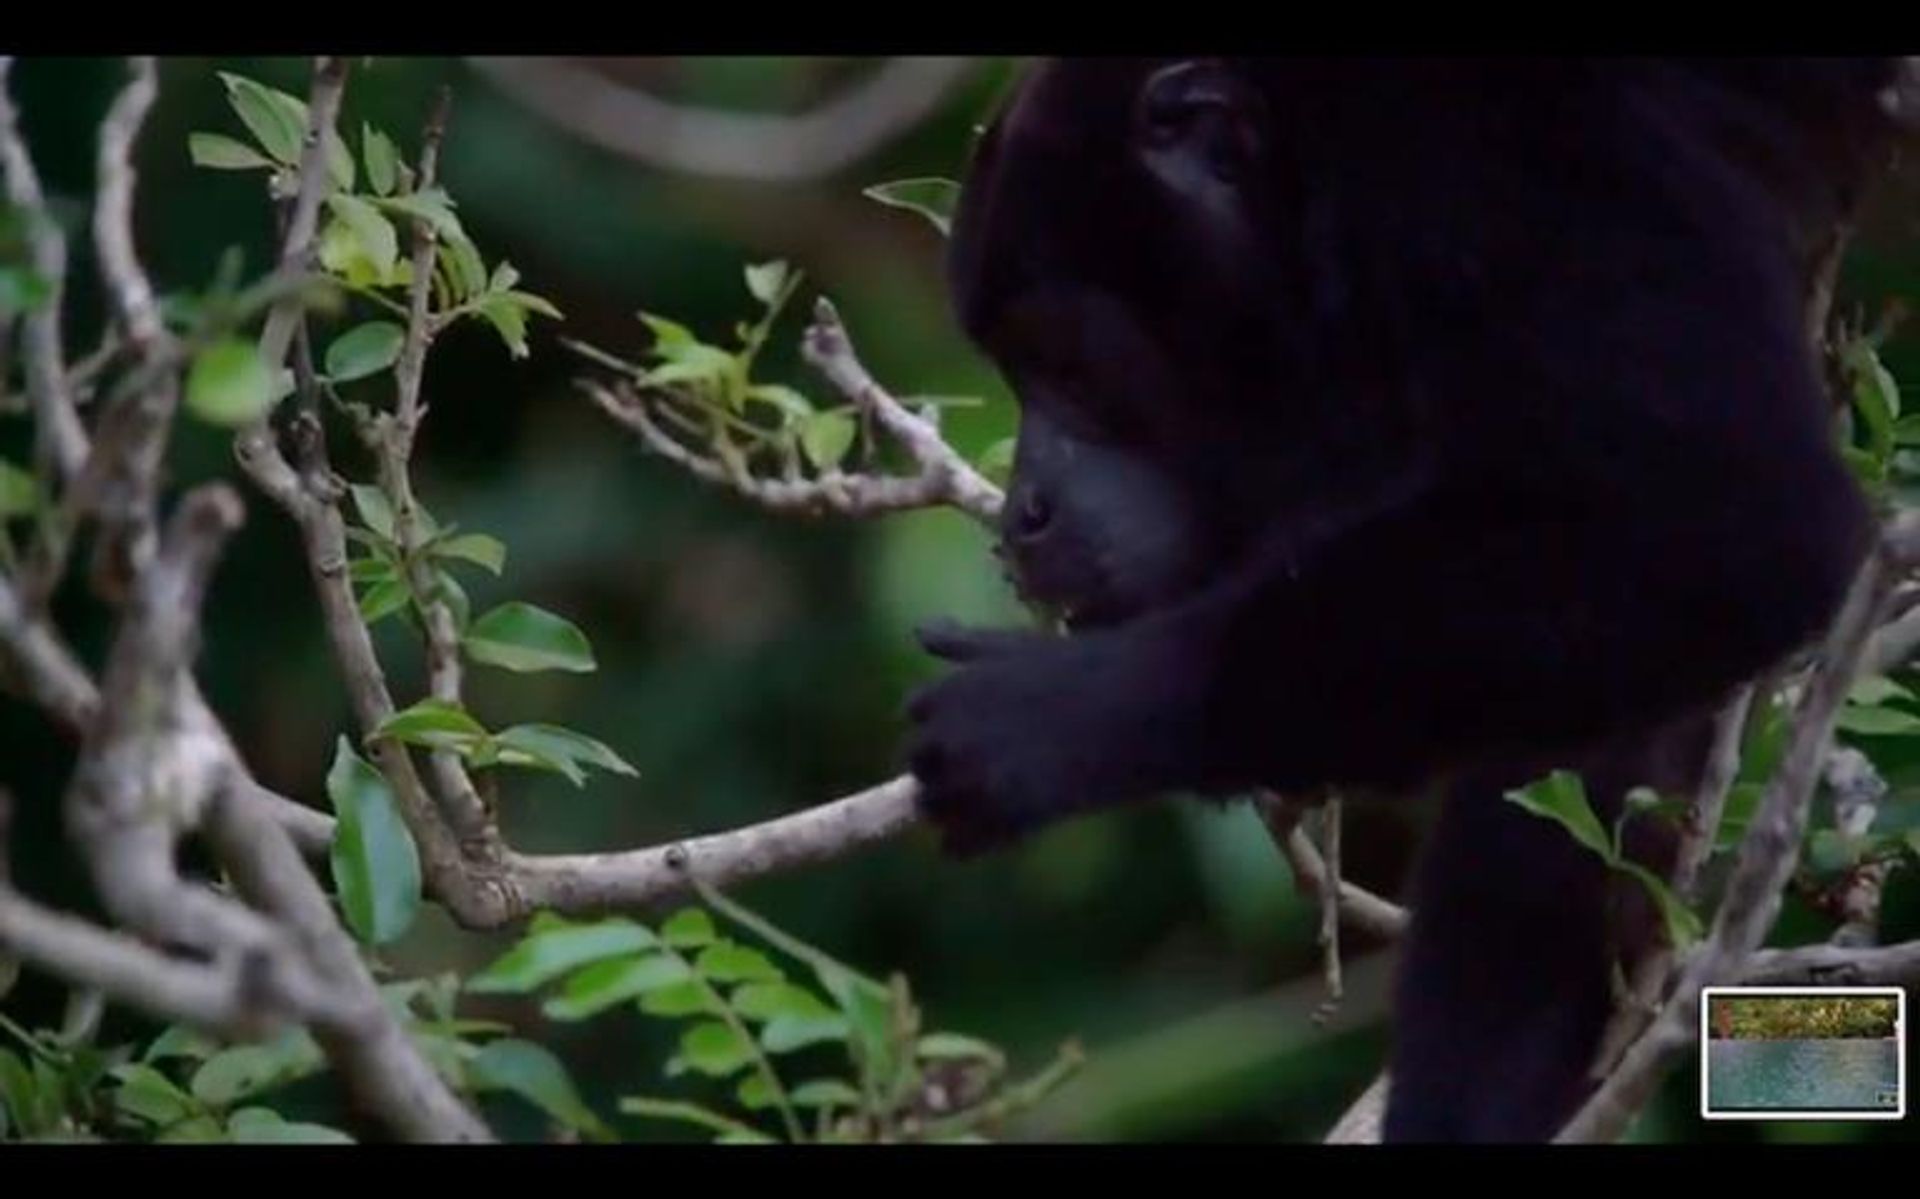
[906,619,1200,856]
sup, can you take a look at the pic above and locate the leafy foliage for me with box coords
[465,888,1080,1143]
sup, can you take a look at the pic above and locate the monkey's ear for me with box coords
[1132,60,1267,196]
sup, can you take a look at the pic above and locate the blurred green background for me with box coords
[1,56,1915,1143]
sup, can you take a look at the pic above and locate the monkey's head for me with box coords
[951,59,1300,628]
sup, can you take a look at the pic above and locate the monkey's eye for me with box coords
[1140,94,1242,179]
[1135,61,1263,187]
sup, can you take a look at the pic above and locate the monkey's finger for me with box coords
[914,620,1034,663]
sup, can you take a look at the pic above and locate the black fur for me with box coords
[909,59,1901,1140]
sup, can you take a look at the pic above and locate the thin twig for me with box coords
[92,57,163,350]
[368,85,492,844]
[587,379,996,521]
[801,298,1004,524]
[1315,797,1344,1018]
[1254,791,1410,941]
[1590,686,1756,1077]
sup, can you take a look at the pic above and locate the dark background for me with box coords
[1,56,1915,1142]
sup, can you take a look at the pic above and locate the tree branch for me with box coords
[0,57,88,484]
[467,56,978,185]
[509,775,922,911]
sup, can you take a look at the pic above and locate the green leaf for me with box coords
[0,459,37,519]
[541,954,692,1022]
[362,124,399,196]
[109,1064,197,1127]
[760,1012,851,1054]
[467,917,657,995]
[862,177,960,236]
[326,194,399,282]
[730,982,836,1023]
[697,941,783,984]
[326,737,422,946]
[639,312,697,352]
[188,132,276,171]
[482,736,583,785]
[218,74,306,165]
[1616,862,1704,949]
[411,1029,473,1090]
[736,1072,780,1111]
[475,293,530,359]
[325,128,355,193]
[324,321,405,383]
[1850,339,1903,423]
[1837,705,1920,736]
[493,724,638,786]
[375,187,465,241]
[438,228,487,302]
[188,1031,324,1108]
[348,554,396,584]
[1505,770,1615,863]
[185,339,276,427]
[1846,339,1901,467]
[799,410,857,471]
[501,289,562,319]
[372,698,488,751]
[1713,782,1763,851]
[1848,675,1915,706]
[349,483,397,541]
[0,265,52,314]
[662,908,717,948]
[644,344,737,391]
[142,1026,219,1064]
[639,979,722,1018]
[916,1032,1005,1065]
[225,1107,356,1144]
[746,383,814,422]
[464,602,596,674]
[672,1021,757,1077]
[427,532,506,576]
[157,1114,225,1143]
[0,1047,34,1133]
[811,962,894,1081]
[470,1039,607,1139]
[490,261,521,292]
[1809,830,1869,874]
[788,1078,862,1109]
[316,218,361,279]
[357,578,411,624]
[745,260,790,306]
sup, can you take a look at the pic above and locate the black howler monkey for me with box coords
[906,59,1905,1141]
